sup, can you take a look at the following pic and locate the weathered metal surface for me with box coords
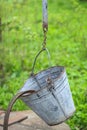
[20,66,75,126]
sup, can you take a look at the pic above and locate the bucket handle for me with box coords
[31,48,51,76]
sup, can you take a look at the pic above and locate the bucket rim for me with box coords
[31,66,65,78]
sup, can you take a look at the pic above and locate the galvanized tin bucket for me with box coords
[20,48,75,126]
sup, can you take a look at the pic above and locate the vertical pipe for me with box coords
[42,0,48,31]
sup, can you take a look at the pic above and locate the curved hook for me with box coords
[3,90,35,130]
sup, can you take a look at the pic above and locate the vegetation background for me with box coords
[0,0,87,130]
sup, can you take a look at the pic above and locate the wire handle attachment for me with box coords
[31,48,51,76]
[31,0,49,76]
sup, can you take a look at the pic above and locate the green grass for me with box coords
[0,0,87,130]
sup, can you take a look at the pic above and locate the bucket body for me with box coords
[20,66,75,126]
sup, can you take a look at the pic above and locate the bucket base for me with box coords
[47,111,75,126]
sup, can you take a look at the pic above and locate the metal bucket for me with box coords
[20,48,75,126]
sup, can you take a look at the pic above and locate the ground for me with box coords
[0,110,70,130]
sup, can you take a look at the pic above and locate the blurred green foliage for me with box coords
[0,0,87,130]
